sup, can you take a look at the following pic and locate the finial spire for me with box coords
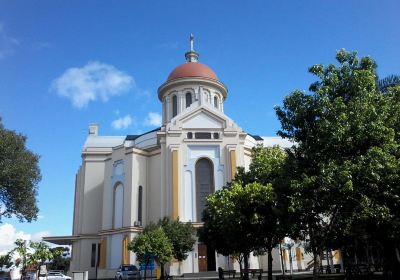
[185,33,199,63]
[190,33,194,51]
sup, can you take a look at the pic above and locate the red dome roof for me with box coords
[167,62,218,81]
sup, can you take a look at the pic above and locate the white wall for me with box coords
[147,153,162,223]
[81,160,105,234]
[114,184,123,228]
[109,234,123,269]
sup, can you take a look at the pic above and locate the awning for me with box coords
[43,235,77,245]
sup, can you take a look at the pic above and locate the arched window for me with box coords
[138,186,143,225]
[195,158,214,222]
[113,183,123,228]
[172,95,178,117]
[185,92,192,108]
[214,96,218,108]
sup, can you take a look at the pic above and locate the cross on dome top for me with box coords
[185,33,199,62]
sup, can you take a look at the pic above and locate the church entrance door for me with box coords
[198,244,208,272]
[198,244,216,272]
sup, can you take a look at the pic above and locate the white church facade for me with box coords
[44,37,337,278]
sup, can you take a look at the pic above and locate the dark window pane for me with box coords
[97,243,101,267]
[138,186,143,224]
[187,132,193,139]
[172,95,177,117]
[91,243,96,267]
[186,92,192,108]
[213,133,219,139]
[195,132,211,139]
[195,158,214,222]
[214,96,218,108]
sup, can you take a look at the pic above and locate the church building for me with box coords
[44,36,325,278]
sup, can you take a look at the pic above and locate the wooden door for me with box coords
[198,244,208,272]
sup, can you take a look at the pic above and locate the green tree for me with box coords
[378,74,400,92]
[49,247,70,272]
[12,239,28,276]
[247,146,293,280]
[275,49,400,279]
[157,217,196,262]
[28,242,63,266]
[202,182,278,280]
[10,239,64,276]
[0,253,13,271]
[0,118,41,222]
[201,182,255,280]
[129,226,173,280]
[202,146,291,280]
[248,146,287,186]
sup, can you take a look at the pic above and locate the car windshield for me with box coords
[122,265,137,271]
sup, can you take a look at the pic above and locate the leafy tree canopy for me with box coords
[156,217,196,262]
[129,226,172,265]
[8,239,63,275]
[378,74,400,92]
[249,145,287,186]
[202,181,279,258]
[0,118,41,222]
[129,226,172,280]
[275,49,400,276]
[0,253,12,269]
[202,146,292,280]
[28,241,62,266]
[49,247,70,272]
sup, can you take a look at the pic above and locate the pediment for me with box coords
[180,109,226,129]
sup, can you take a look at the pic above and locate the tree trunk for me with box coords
[289,247,293,275]
[238,255,243,279]
[279,244,285,275]
[243,253,249,280]
[394,246,400,280]
[312,249,321,280]
[267,247,273,280]
[144,258,149,280]
[328,249,334,274]
[383,241,400,280]
[160,263,165,280]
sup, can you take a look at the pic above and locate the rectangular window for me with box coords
[138,186,143,225]
[91,243,96,267]
[195,132,211,139]
[97,243,101,267]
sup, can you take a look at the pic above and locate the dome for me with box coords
[167,62,218,82]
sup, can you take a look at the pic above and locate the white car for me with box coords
[46,272,71,280]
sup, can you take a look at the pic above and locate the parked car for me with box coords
[115,265,141,280]
[46,271,71,280]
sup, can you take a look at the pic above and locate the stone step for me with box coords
[182,271,218,278]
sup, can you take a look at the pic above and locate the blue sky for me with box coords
[0,0,399,250]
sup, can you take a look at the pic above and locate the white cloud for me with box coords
[111,114,133,130]
[144,112,162,127]
[0,224,50,256]
[159,41,179,50]
[31,41,50,51]
[51,61,134,108]
[31,231,51,242]
[0,23,20,59]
